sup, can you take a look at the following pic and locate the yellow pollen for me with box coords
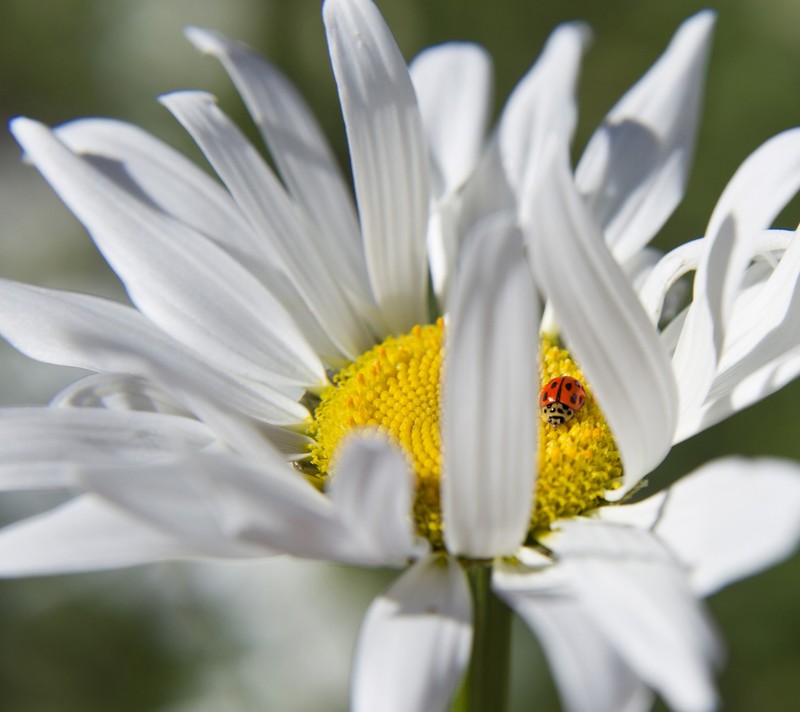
[306,325,622,549]
[533,337,622,532]
[308,320,445,546]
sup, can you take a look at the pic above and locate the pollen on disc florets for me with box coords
[305,324,622,550]
[533,336,622,533]
[308,320,445,546]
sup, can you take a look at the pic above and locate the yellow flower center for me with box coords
[533,338,622,532]
[306,323,621,549]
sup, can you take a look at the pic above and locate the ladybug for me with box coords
[539,376,586,426]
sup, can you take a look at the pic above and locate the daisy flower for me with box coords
[0,1,798,711]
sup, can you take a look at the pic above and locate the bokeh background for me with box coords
[0,0,798,710]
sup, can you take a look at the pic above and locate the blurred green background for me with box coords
[0,0,798,710]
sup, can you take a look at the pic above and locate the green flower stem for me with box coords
[450,563,513,712]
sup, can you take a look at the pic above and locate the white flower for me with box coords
[0,1,799,712]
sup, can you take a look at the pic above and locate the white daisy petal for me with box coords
[425,199,460,307]
[677,346,800,439]
[698,231,800,401]
[432,143,513,303]
[0,407,214,491]
[410,42,493,196]
[672,233,800,439]
[161,91,373,363]
[11,117,327,390]
[703,130,800,317]
[594,491,668,531]
[672,129,800,417]
[452,146,516,271]
[80,458,279,558]
[456,22,591,256]
[642,230,795,341]
[501,22,590,211]
[647,457,800,597]
[638,238,704,325]
[352,555,472,712]
[182,27,377,317]
[179,450,411,567]
[0,280,307,425]
[327,436,422,565]
[522,603,655,712]
[494,561,653,712]
[5,8,799,712]
[54,118,330,349]
[185,452,350,555]
[0,496,203,576]
[623,246,663,292]
[577,11,715,260]
[443,218,538,557]
[53,118,265,268]
[324,0,430,333]
[51,373,189,416]
[714,231,800,369]
[527,144,678,494]
[545,519,722,712]
[161,91,375,362]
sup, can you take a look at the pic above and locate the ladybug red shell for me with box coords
[539,376,586,426]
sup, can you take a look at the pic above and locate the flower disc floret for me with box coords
[533,337,623,532]
[309,321,445,545]
[308,327,622,548]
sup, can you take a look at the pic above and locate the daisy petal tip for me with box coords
[321,0,347,16]
[323,0,387,36]
[321,0,345,24]
[158,89,218,110]
[688,7,717,31]
[8,116,48,147]
[672,9,716,62]
[183,25,221,54]
[669,9,716,55]
[559,19,593,48]
[603,486,626,503]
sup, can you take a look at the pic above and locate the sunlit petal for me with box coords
[443,219,538,557]
[352,555,472,712]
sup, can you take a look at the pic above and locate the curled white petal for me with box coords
[673,230,800,439]
[544,519,722,712]
[676,346,800,440]
[352,555,472,712]
[327,435,424,565]
[577,11,715,260]
[650,457,800,597]
[494,559,653,712]
[672,129,800,417]
[0,280,306,426]
[0,407,214,491]
[526,143,678,494]
[138,449,416,568]
[52,373,189,416]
